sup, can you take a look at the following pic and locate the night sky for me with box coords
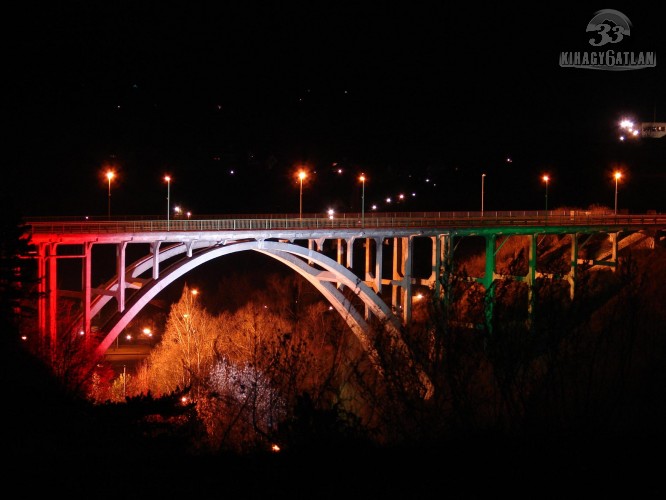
[5,4,665,218]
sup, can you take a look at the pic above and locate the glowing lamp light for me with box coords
[619,119,634,130]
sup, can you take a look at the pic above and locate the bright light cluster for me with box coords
[618,118,640,141]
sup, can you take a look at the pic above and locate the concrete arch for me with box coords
[95,240,399,360]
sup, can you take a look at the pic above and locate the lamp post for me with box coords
[106,170,115,219]
[164,175,171,230]
[359,174,366,228]
[542,175,550,214]
[481,173,486,216]
[298,170,306,220]
[614,171,622,215]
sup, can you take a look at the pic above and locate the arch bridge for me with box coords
[26,210,666,396]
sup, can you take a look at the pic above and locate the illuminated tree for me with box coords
[146,283,219,396]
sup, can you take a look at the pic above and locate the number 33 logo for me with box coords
[589,23,627,46]
[585,9,632,47]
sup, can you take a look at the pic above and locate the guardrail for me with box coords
[24,211,666,234]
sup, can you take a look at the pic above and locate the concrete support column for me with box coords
[403,236,414,324]
[151,241,161,280]
[527,234,537,327]
[346,238,354,269]
[116,242,128,312]
[568,233,578,300]
[374,237,383,294]
[83,242,93,344]
[37,244,47,342]
[47,243,57,362]
[483,235,496,332]
[391,237,401,317]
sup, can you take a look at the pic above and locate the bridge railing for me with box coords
[23,210,666,234]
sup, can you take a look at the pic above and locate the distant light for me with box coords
[271,444,281,453]
[398,194,404,200]
[79,330,85,336]
[386,197,392,203]
[619,119,634,130]
[125,334,132,340]
[371,204,377,210]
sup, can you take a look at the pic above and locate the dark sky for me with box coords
[5,3,665,217]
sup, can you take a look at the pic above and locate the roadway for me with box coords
[104,344,151,373]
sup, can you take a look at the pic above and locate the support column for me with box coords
[391,237,401,317]
[403,236,414,324]
[374,237,383,294]
[151,241,161,280]
[83,242,93,344]
[307,239,314,265]
[439,234,453,305]
[364,237,371,281]
[568,233,578,301]
[483,235,496,333]
[610,232,619,272]
[116,242,128,312]
[527,234,537,328]
[37,244,47,342]
[47,243,57,362]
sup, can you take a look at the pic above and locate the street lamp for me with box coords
[481,173,486,216]
[164,175,171,230]
[542,175,550,214]
[359,174,366,228]
[614,171,622,215]
[297,170,306,219]
[105,170,115,219]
